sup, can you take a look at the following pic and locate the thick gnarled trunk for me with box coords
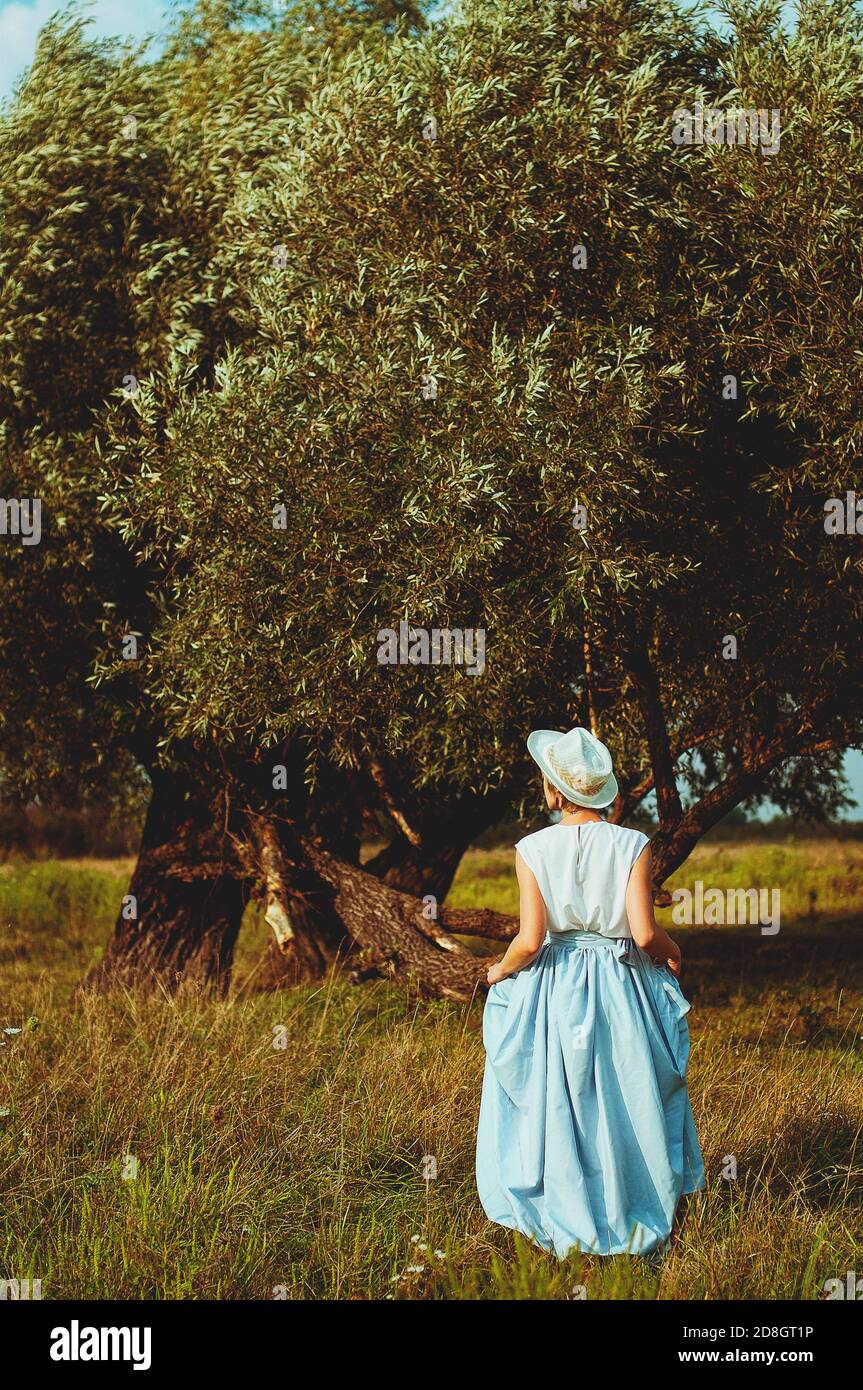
[82,767,249,997]
[254,779,511,993]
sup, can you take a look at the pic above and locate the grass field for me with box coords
[1,840,862,1299]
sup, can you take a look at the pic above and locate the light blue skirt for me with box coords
[476,931,705,1257]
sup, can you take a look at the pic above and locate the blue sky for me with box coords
[2,1,860,816]
[0,0,166,98]
[816,751,863,819]
[0,1,806,103]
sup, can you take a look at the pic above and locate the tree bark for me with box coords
[364,835,466,899]
[256,780,506,991]
[623,640,682,826]
[364,790,505,899]
[253,816,353,988]
[81,765,250,997]
[299,837,510,1002]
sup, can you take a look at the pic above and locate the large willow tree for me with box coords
[2,0,861,998]
[0,0,435,991]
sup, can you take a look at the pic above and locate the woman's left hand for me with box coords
[486,962,509,986]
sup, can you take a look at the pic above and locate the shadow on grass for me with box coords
[676,920,863,1007]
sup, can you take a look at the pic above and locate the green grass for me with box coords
[0,843,861,1299]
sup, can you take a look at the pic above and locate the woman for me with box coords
[476,726,705,1257]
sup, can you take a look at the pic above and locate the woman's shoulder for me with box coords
[514,824,559,864]
[516,822,650,857]
[607,822,650,843]
[515,824,557,849]
[605,823,651,861]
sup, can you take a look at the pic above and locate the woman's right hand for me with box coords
[664,939,682,977]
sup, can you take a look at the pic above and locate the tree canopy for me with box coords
[1,0,861,995]
[99,0,862,833]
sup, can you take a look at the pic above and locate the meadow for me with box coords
[0,837,861,1300]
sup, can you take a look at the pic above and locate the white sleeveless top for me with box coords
[515,822,649,939]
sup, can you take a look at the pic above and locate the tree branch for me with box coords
[251,814,294,952]
[648,712,838,885]
[299,836,510,1001]
[437,905,517,941]
[609,722,715,824]
[622,641,682,825]
[364,750,425,848]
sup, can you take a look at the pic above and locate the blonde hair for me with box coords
[542,775,582,815]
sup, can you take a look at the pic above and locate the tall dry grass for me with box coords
[0,847,861,1299]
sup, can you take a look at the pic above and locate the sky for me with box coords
[842,752,863,816]
[2,1,860,816]
[0,1,167,98]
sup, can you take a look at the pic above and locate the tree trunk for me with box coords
[623,640,683,826]
[82,766,250,997]
[365,834,469,899]
[299,838,513,1002]
[364,790,505,899]
[253,816,353,988]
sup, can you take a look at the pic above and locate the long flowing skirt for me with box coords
[476,932,705,1257]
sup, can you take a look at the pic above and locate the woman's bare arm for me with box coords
[625,844,682,976]
[486,851,547,984]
